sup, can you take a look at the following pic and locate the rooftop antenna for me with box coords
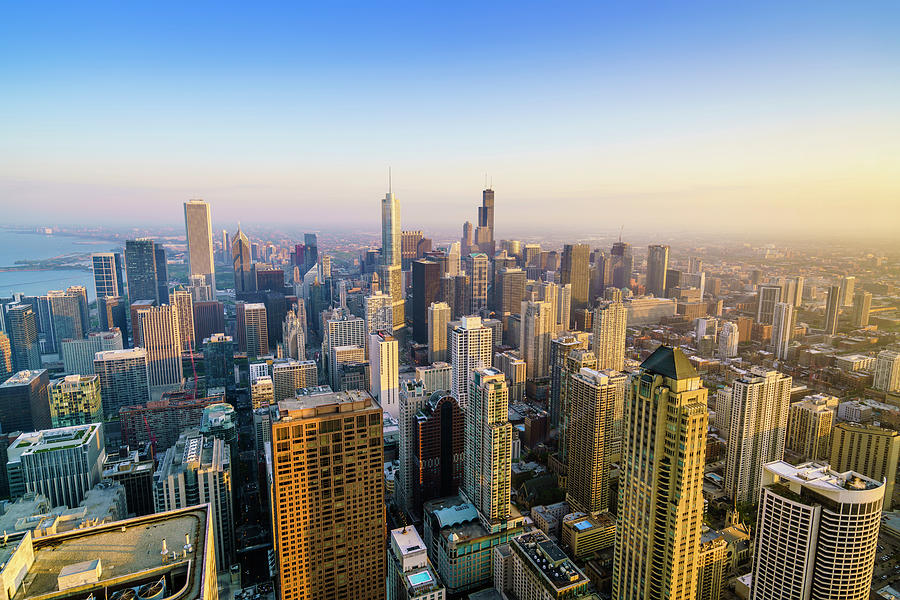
[389,167,392,194]
[618,225,624,243]
[484,172,488,189]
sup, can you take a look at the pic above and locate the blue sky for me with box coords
[2,1,898,237]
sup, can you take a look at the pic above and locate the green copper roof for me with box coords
[641,346,698,380]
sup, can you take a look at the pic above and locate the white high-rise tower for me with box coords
[184,199,216,290]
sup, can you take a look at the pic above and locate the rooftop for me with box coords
[641,346,698,380]
[511,530,587,592]
[277,389,374,418]
[11,424,101,456]
[0,369,46,387]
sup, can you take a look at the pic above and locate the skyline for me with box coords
[2,2,899,237]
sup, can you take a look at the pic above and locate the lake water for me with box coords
[0,230,120,300]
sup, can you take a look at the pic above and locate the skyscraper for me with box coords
[786,395,836,461]
[0,333,11,383]
[610,240,633,289]
[839,274,856,307]
[6,304,41,371]
[560,243,590,320]
[369,331,400,419]
[874,349,900,393]
[475,187,495,255]
[0,369,52,433]
[232,225,252,293]
[412,391,465,515]
[411,260,440,344]
[271,391,385,600]
[125,238,166,303]
[48,289,86,345]
[450,316,493,409]
[756,284,782,325]
[204,333,235,392]
[98,295,129,345]
[184,199,216,290]
[364,291,394,334]
[242,302,269,357]
[382,189,401,268]
[135,304,183,387]
[645,244,669,298]
[853,290,872,327]
[592,301,626,371]
[466,253,489,314]
[397,380,430,515]
[193,300,225,342]
[613,346,707,600]
[550,339,596,460]
[519,298,553,379]
[463,367,513,531]
[48,374,103,427]
[830,422,900,508]
[771,301,794,360]
[566,368,625,515]
[427,301,450,363]
[824,284,840,335]
[724,367,792,503]
[91,252,124,299]
[93,348,150,417]
[282,302,306,360]
[271,358,317,402]
[718,321,739,358]
[170,288,195,352]
[387,527,447,600]
[751,462,883,600]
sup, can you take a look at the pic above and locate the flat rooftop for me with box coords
[767,461,882,492]
[512,530,587,591]
[277,389,374,417]
[10,506,211,600]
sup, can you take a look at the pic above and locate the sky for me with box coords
[1,1,899,239]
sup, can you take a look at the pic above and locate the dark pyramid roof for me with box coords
[641,345,699,380]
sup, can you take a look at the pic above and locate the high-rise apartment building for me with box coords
[270,391,385,600]
[365,291,394,335]
[756,284,782,325]
[0,333,11,382]
[184,199,216,290]
[250,375,274,409]
[519,298,553,379]
[561,244,590,319]
[242,302,269,357]
[412,260,440,343]
[323,314,366,384]
[91,252,125,299]
[135,304,183,387]
[48,374,103,427]
[0,369,52,433]
[592,301,626,371]
[854,290,872,327]
[170,288,195,352]
[271,358,317,403]
[830,422,900,508]
[154,429,234,572]
[839,275,856,307]
[412,391,464,516]
[566,368,625,515]
[397,380,430,515]
[724,367,792,503]
[382,190,401,268]
[824,284,840,335]
[463,368,513,531]
[466,253,489,314]
[232,225,253,293]
[645,244,669,298]
[718,320,739,358]
[369,331,400,419]
[414,361,452,393]
[613,346,707,600]
[772,301,794,360]
[450,316,493,409]
[427,301,450,363]
[93,348,150,417]
[751,462,883,600]
[496,267,525,331]
[874,349,900,393]
[6,304,41,371]
[786,395,836,461]
[548,335,586,429]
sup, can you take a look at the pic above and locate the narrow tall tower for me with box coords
[645,244,669,298]
[613,346,708,600]
[184,199,216,290]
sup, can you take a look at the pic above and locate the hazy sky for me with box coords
[2,2,898,238]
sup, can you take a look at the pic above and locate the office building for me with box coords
[125,238,167,303]
[93,348,150,417]
[170,289,195,352]
[154,430,233,572]
[397,380,430,515]
[135,304,184,387]
[203,333,234,391]
[388,526,446,600]
[519,298,554,379]
[496,267,526,326]
[10,423,104,508]
[718,320,739,358]
[592,301,626,371]
[853,290,872,327]
[787,395,836,461]
[415,361,452,393]
[610,240,633,289]
[0,369,52,434]
[370,331,400,419]
[282,301,306,360]
[48,374,103,427]
[98,295,129,344]
[184,199,216,290]
[382,189,401,268]
[120,395,220,451]
[751,462,883,600]
[474,187,495,255]
[839,275,856,307]
[427,301,450,363]
[0,332,11,382]
[450,316,493,409]
[48,288,86,345]
[724,367,792,503]
[271,358,317,402]
[270,391,385,600]
[548,335,586,428]
[91,252,124,300]
[412,260,440,343]
[495,530,590,600]
[874,349,900,393]
[756,284,782,325]
[0,504,219,600]
[824,284,840,335]
[830,422,900,508]
[412,391,464,516]
[250,375,274,409]
[6,304,41,371]
[192,300,224,343]
[494,351,526,403]
[613,346,707,600]
[242,302,269,357]
[463,368,513,531]
[232,225,253,293]
[466,253,489,314]
[61,330,123,375]
[645,244,669,297]
[560,244,590,319]
[566,368,625,515]
[324,314,366,383]
[772,301,794,360]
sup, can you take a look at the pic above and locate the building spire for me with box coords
[389,166,392,194]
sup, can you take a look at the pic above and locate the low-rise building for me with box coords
[560,512,616,560]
